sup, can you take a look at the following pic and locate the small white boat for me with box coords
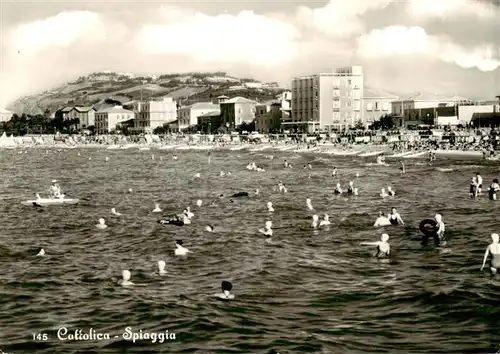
[21,194,79,206]
[403,151,427,159]
[107,145,120,150]
[359,150,384,157]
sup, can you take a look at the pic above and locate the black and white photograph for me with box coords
[1,0,500,353]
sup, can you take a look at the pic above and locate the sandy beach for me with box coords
[0,132,489,158]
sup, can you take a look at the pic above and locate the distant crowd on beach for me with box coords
[2,127,499,157]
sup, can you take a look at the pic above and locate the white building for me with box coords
[362,88,398,127]
[391,92,459,116]
[177,102,220,131]
[0,108,13,122]
[133,96,177,133]
[458,103,500,125]
[288,66,364,132]
[95,106,134,134]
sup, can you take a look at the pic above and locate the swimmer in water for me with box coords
[489,179,500,200]
[36,247,45,256]
[334,183,342,194]
[111,208,122,216]
[205,225,214,232]
[387,186,395,196]
[332,167,337,177]
[158,260,167,275]
[388,207,404,225]
[374,211,391,227]
[307,163,312,170]
[311,215,319,228]
[476,172,483,194]
[267,201,274,212]
[470,177,478,198]
[361,233,390,257]
[284,160,288,168]
[96,218,107,229]
[480,233,500,275]
[153,203,162,213]
[217,281,235,300]
[400,161,405,174]
[306,198,313,211]
[320,214,330,226]
[175,240,191,255]
[259,221,273,237]
[254,188,259,195]
[380,188,389,198]
[196,199,203,207]
[120,270,134,286]
[435,213,446,246]
[347,181,355,194]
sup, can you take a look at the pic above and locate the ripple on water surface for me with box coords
[1,148,500,354]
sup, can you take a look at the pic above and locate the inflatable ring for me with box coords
[419,219,440,247]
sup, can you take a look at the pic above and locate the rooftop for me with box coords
[363,87,399,99]
[74,106,95,112]
[180,102,220,111]
[96,105,133,114]
[198,111,221,118]
[222,96,257,104]
[401,92,462,101]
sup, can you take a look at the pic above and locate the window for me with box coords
[353,89,361,99]
[355,113,361,121]
[347,101,352,108]
[366,103,373,111]
[347,79,352,85]
[333,89,340,97]
[354,101,361,111]
[374,102,380,110]
[347,90,352,97]
[333,112,340,122]
[382,102,390,111]
[333,101,340,109]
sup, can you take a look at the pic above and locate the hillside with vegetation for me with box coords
[7,71,286,115]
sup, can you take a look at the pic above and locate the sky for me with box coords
[0,0,499,108]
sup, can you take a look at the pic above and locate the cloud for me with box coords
[408,0,498,20]
[135,9,300,65]
[356,26,500,72]
[1,0,499,108]
[295,0,392,36]
[7,11,106,54]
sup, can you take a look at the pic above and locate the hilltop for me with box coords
[7,71,286,114]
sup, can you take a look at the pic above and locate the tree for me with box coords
[354,120,365,130]
[368,114,396,130]
[237,120,256,133]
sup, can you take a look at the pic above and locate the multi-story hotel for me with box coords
[287,66,364,132]
[133,96,177,133]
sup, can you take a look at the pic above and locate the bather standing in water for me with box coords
[399,161,405,174]
[489,178,500,200]
[388,207,404,225]
[481,233,500,275]
[361,233,390,258]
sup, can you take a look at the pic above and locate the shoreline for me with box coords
[0,141,487,158]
